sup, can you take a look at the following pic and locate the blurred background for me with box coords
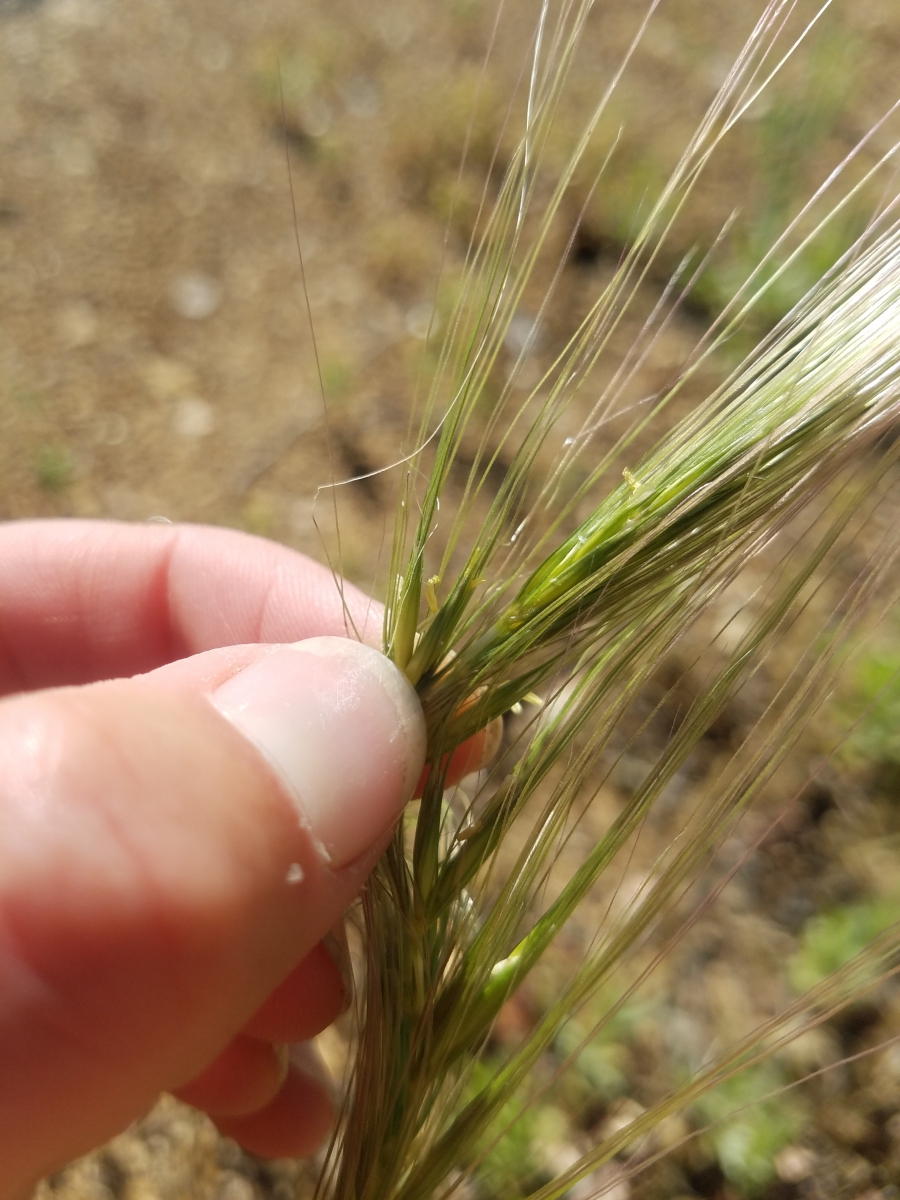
[4,0,900,1197]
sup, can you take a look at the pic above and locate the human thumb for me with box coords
[0,637,425,1194]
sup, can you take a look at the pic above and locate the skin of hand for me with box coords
[0,520,489,1198]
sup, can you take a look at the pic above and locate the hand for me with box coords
[0,520,482,1197]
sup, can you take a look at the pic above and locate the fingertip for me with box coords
[213,1050,335,1159]
[213,638,426,868]
[173,1036,288,1118]
[242,940,347,1043]
[415,714,503,796]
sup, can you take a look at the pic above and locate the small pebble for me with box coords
[170,272,222,320]
[775,1144,816,1183]
[172,397,215,438]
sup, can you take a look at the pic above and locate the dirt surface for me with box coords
[4,0,900,1197]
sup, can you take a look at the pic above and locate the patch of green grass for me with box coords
[241,491,277,538]
[321,353,356,402]
[552,987,656,1109]
[568,15,866,339]
[790,897,900,994]
[251,34,340,128]
[468,1065,568,1200]
[463,989,654,1197]
[34,443,73,492]
[694,1064,806,1196]
[11,382,42,411]
[837,634,900,774]
[390,68,506,237]
[694,21,862,334]
[250,29,358,181]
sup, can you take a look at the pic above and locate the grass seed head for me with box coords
[323,5,900,1199]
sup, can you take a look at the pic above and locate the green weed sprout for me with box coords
[314,3,900,1197]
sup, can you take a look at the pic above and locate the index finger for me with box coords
[0,520,382,694]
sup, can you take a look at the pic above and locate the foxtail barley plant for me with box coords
[309,2,900,1196]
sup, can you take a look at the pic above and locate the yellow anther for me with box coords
[425,575,441,614]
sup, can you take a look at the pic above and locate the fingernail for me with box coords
[212,637,426,868]
[322,920,354,1013]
